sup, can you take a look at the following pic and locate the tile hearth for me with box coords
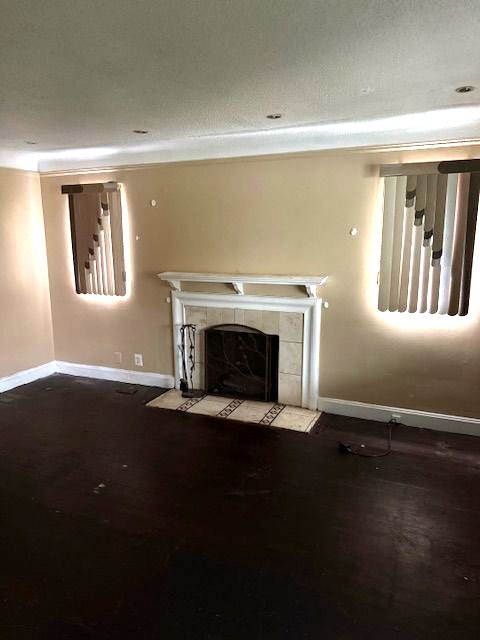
[148,390,320,433]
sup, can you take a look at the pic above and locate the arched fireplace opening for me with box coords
[205,324,279,402]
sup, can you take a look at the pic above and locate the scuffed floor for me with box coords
[0,374,479,639]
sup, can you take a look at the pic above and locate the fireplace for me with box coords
[172,291,322,409]
[205,324,279,402]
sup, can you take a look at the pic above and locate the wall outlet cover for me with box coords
[134,353,144,367]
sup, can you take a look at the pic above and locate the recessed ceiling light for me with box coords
[455,85,475,94]
[133,129,149,134]
[266,113,282,120]
[25,140,37,145]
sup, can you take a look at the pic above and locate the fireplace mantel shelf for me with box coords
[158,271,328,297]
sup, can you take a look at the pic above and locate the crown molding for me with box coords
[4,105,480,174]
[35,136,480,178]
[0,149,39,172]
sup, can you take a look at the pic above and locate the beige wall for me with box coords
[0,169,54,376]
[40,144,480,417]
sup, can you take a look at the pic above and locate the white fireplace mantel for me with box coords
[158,271,328,297]
[170,290,322,410]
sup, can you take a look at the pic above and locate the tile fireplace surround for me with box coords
[170,290,323,410]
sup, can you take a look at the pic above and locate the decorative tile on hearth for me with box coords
[227,401,274,423]
[186,395,230,416]
[147,390,320,433]
[271,406,320,432]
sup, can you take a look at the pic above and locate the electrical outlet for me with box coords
[114,351,122,365]
[134,353,144,367]
[391,413,402,423]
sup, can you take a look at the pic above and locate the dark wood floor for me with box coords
[0,374,479,639]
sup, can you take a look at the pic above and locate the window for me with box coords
[62,182,126,296]
[378,160,480,316]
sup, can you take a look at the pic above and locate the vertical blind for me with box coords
[62,182,127,296]
[378,160,480,316]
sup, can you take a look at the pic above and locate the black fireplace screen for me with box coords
[205,324,279,402]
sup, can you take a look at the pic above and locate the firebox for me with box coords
[204,324,279,402]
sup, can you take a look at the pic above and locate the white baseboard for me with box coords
[0,360,174,393]
[0,361,57,393]
[55,361,175,388]
[2,363,478,437]
[318,396,480,437]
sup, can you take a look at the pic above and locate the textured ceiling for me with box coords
[1,0,480,170]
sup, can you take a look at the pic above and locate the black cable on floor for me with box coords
[338,419,394,458]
